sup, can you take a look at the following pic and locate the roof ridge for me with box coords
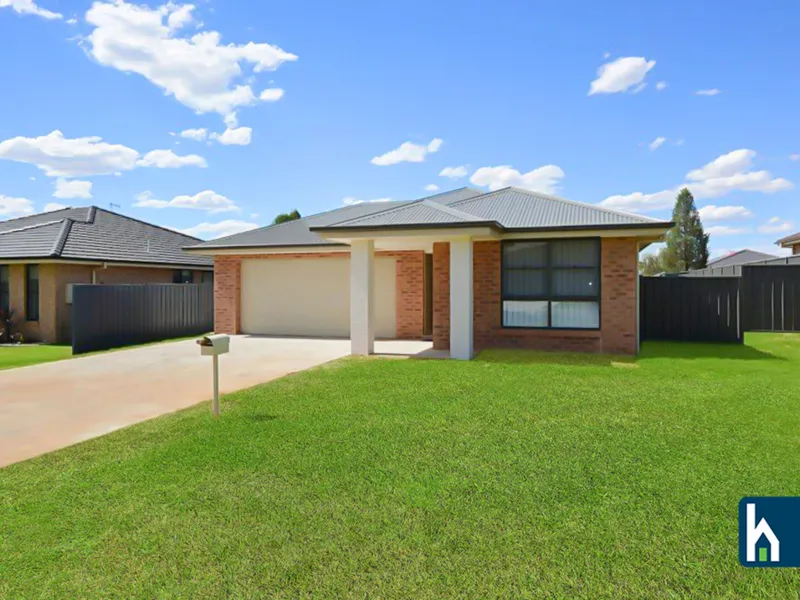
[419,199,481,221]
[450,186,666,224]
[51,219,74,256]
[0,219,65,236]
[325,188,479,228]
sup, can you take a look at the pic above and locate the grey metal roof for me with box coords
[187,188,486,250]
[681,253,800,277]
[0,207,211,267]
[706,249,777,269]
[322,187,669,232]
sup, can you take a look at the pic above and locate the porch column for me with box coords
[449,237,473,360]
[350,239,375,355]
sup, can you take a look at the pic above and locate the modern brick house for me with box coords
[187,188,672,358]
[0,206,212,343]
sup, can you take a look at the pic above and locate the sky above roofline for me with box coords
[0,0,797,259]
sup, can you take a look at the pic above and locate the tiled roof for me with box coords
[0,207,211,267]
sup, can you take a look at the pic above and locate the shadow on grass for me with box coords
[475,349,637,368]
[639,341,783,361]
[474,340,783,367]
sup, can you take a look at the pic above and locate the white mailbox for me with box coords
[197,334,230,417]
[197,334,230,356]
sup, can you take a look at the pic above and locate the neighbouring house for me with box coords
[706,249,778,269]
[776,232,800,255]
[186,187,672,359]
[0,206,212,343]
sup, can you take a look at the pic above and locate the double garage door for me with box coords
[241,257,397,338]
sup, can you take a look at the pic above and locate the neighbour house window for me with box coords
[173,270,193,284]
[25,264,39,321]
[0,265,9,312]
[502,239,600,329]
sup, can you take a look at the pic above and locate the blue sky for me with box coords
[0,0,798,256]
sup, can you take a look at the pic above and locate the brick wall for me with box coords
[433,238,639,355]
[793,244,800,255]
[212,250,425,339]
[432,242,450,350]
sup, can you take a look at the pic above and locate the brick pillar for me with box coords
[600,238,638,354]
[214,256,241,334]
[395,251,425,339]
[432,242,450,350]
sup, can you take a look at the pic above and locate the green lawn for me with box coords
[0,344,72,370]
[1,333,799,598]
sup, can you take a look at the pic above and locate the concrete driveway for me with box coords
[0,337,431,467]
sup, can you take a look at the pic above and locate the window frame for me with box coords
[173,269,193,284]
[25,264,40,322]
[500,238,601,331]
[0,265,9,312]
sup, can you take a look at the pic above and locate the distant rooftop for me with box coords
[0,206,211,268]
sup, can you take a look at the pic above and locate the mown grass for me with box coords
[1,333,798,598]
[0,344,72,370]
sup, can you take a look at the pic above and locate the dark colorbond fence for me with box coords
[72,284,213,354]
[741,265,800,332]
[640,276,741,343]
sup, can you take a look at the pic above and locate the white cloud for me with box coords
[0,0,61,20]
[656,81,667,91]
[439,165,468,179]
[66,17,77,25]
[588,56,655,95]
[259,88,284,101]
[790,154,800,161]
[649,137,666,151]
[84,1,297,120]
[698,205,753,221]
[134,190,238,213]
[674,139,685,146]
[182,219,260,239]
[601,149,792,212]
[600,189,677,213]
[0,130,139,177]
[707,225,749,236]
[136,149,207,168]
[43,202,68,212]
[53,178,92,199]
[424,184,439,192]
[342,196,392,206]
[370,138,443,166]
[470,164,565,194]
[695,89,721,96]
[179,128,207,141]
[687,149,754,180]
[757,217,793,234]
[210,126,252,146]
[0,195,34,217]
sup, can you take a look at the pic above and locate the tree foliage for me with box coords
[660,188,709,273]
[273,209,302,225]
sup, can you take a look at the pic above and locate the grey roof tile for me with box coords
[0,207,211,267]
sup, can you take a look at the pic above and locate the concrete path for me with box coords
[0,337,432,467]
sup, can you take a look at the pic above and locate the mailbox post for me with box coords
[196,334,230,417]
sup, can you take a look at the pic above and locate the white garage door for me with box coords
[241,257,397,338]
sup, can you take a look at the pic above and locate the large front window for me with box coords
[502,239,600,329]
[0,265,9,312]
[25,264,39,321]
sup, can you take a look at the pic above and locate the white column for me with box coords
[449,237,473,360]
[350,239,375,356]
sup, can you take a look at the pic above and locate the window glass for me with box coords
[552,268,598,297]
[0,265,9,311]
[551,301,599,328]
[503,242,548,268]
[26,264,39,321]
[502,301,549,328]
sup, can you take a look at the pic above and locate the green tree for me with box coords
[273,209,301,225]
[639,252,665,276]
[661,188,709,272]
